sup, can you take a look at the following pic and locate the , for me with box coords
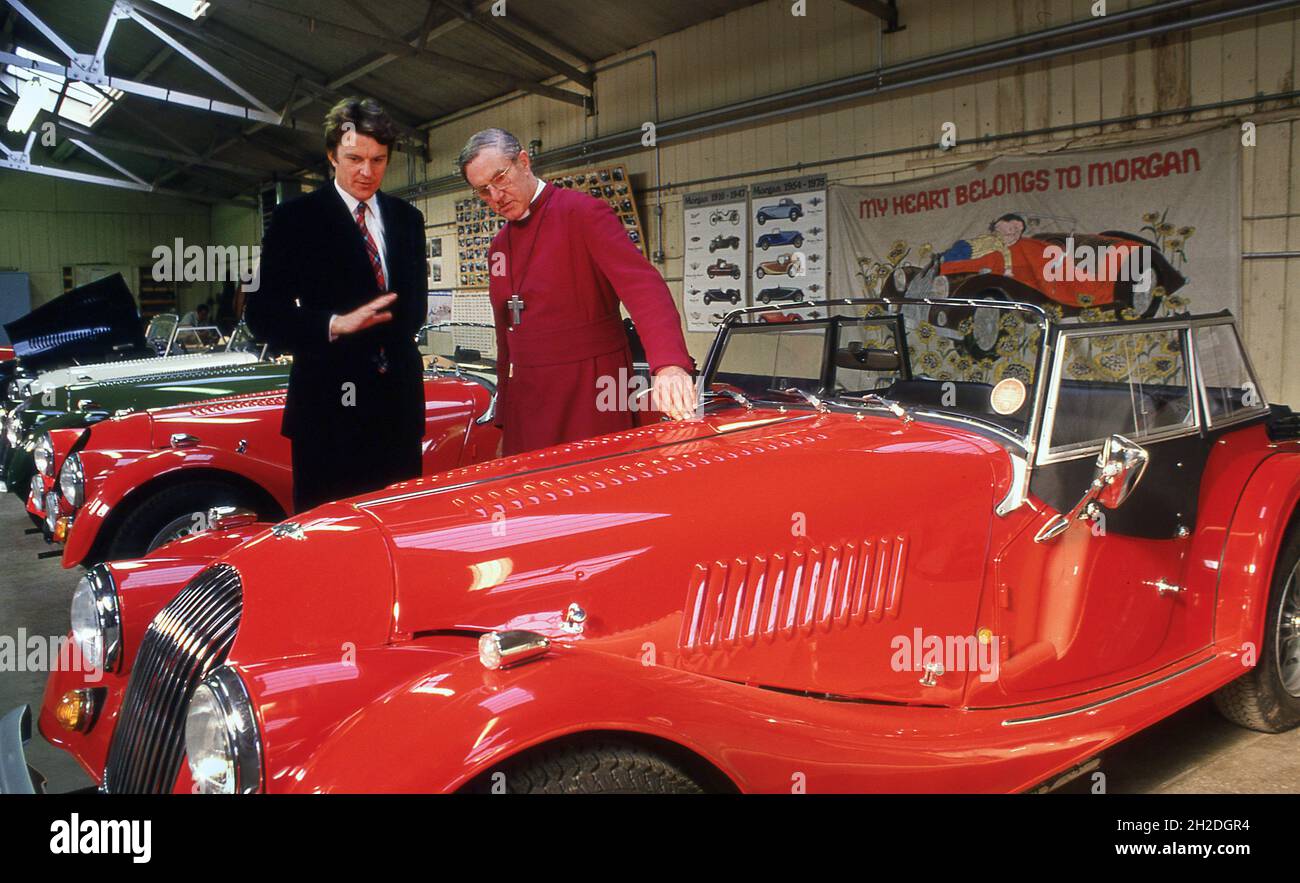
[5,298,1299,794]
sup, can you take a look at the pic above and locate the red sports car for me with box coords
[8,300,1300,794]
[29,323,502,567]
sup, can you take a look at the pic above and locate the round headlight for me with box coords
[185,667,262,795]
[60,453,84,507]
[70,568,120,673]
[33,434,54,477]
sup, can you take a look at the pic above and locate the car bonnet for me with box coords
[222,504,398,660]
[27,351,260,396]
[351,411,1012,646]
[4,274,146,369]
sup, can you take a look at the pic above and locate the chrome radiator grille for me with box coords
[103,564,242,794]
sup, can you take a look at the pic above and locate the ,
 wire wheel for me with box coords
[972,307,1000,352]
[1279,558,1300,698]
[959,290,1012,359]
[1213,522,1300,733]
[474,740,705,794]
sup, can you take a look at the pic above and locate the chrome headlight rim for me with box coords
[185,666,263,795]
[59,453,84,507]
[33,433,54,477]
[70,566,121,673]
